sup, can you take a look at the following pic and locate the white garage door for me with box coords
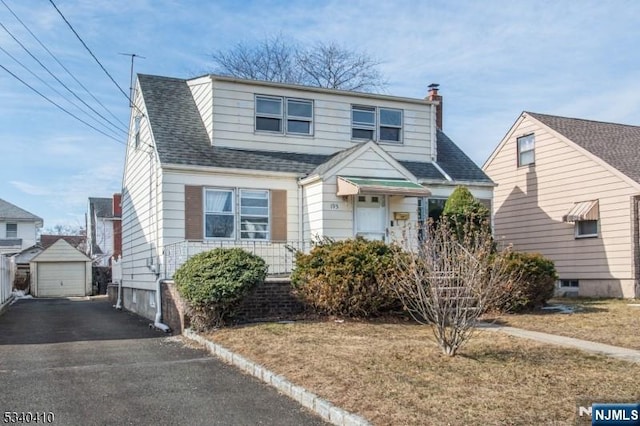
[37,262,86,297]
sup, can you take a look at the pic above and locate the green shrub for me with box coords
[442,186,490,240]
[495,251,558,312]
[174,248,267,329]
[291,237,399,317]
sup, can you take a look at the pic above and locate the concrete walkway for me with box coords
[479,322,640,364]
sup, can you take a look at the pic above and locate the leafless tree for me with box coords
[211,35,386,92]
[389,220,515,357]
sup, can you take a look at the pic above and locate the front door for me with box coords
[356,195,386,241]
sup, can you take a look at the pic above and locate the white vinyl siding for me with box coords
[121,81,163,292]
[484,114,640,297]
[209,79,433,162]
[161,171,300,246]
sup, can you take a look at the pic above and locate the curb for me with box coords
[183,329,371,426]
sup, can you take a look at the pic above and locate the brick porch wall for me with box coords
[161,278,305,333]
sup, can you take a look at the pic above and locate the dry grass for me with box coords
[206,319,640,425]
[492,299,640,350]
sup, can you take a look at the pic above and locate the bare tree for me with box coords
[211,35,386,92]
[389,220,515,357]
[296,42,385,91]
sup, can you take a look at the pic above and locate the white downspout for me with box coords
[298,181,304,249]
[153,275,171,332]
[114,279,122,310]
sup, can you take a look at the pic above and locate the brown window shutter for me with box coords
[185,186,203,240]
[270,189,287,242]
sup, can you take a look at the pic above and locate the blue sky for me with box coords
[1,0,639,229]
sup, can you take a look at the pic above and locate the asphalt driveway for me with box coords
[0,298,326,426]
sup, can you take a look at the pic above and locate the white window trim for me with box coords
[517,134,535,167]
[255,95,314,136]
[351,105,404,144]
[255,95,284,134]
[575,219,598,239]
[239,189,270,241]
[379,107,403,143]
[6,223,17,239]
[204,188,236,240]
[285,98,314,136]
[558,279,579,288]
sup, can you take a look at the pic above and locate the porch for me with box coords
[163,240,312,279]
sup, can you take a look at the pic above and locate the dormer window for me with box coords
[6,223,17,238]
[256,96,283,132]
[255,96,313,135]
[352,106,403,143]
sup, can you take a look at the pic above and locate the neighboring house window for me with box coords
[517,134,535,166]
[379,108,402,142]
[255,96,314,135]
[352,106,376,140]
[205,189,235,238]
[576,220,598,238]
[6,223,17,238]
[240,190,269,240]
[352,106,403,143]
[255,96,283,132]
[134,115,142,148]
[559,279,579,288]
[286,98,313,135]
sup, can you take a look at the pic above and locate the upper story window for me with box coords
[517,134,535,166]
[352,105,403,143]
[379,108,402,142]
[6,223,17,238]
[255,95,313,135]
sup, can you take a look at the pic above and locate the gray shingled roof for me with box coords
[0,198,43,222]
[138,74,491,184]
[528,112,640,184]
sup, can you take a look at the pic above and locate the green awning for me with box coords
[337,176,431,197]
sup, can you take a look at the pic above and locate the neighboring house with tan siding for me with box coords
[483,112,640,298]
[121,74,493,321]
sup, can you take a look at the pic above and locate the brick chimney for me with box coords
[427,83,443,130]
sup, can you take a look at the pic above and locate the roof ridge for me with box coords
[526,111,640,129]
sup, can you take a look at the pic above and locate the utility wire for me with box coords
[48,0,131,104]
[0,0,128,129]
[0,21,128,135]
[0,44,124,139]
[0,61,126,145]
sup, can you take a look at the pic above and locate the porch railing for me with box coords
[0,254,12,306]
[163,240,312,279]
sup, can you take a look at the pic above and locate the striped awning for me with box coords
[562,200,599,222]
[336,177,431,197]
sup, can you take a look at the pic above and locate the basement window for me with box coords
[559,279,579,288]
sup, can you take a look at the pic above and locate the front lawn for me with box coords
[494,298,640,350]
[205,320,640,425]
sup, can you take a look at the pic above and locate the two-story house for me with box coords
[0,198,43,255]
[483,112,640,298]
[86,194,122,266]
[121,73,493,320]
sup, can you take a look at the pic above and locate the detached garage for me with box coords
[30,239,92,297]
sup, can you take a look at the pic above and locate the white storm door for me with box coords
[355,195,386,241]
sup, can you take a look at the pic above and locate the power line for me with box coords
[0,61,126,146]
[0,21,128,135]
[0,0,128,129]
[48,0,131,104]
[0,43,124,140]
